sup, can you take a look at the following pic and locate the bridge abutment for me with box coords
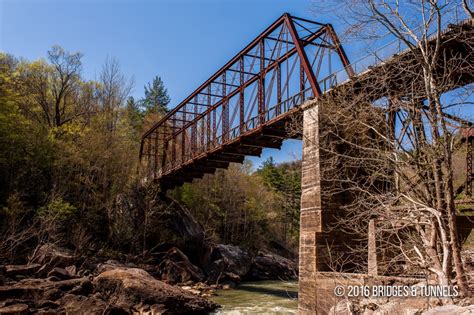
[299,102,343,313]
[299,103,321,314]
[299,100,367,314]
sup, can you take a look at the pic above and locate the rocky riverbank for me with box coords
[0,242,297,314]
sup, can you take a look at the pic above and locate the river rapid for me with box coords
[211,280,298,314]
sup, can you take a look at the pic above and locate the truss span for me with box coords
[139,13,353,190]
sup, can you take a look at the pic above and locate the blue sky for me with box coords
[1,0,319,167]
[1,0,472,168]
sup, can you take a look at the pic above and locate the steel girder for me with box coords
[140,13,353,182]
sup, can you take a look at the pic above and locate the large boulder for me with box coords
[158,247,205,284]
[93,267,218,314]
[0,266,219,314]
[113,191,205,242]
[206,244,251,285]
[268,240,297,260]
[247,250,297,281]
[31,244,76,277]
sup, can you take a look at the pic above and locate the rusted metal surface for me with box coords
[461,126,474,139]
[140,13,473,192]
[140,13,353,190]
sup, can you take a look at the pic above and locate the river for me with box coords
[211,280,298,314]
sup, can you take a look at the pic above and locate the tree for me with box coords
[20,46,92,130]
[142,76,170,114]
[0,48,143,259]
[299,0,473,295]
[258,157,284,190]
[257,158,301,243]
[99,56,133,136]
[126,96,144,142]
[171,161,290,249]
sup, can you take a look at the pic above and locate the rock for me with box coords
[180,282,216,297]
[269,240,297,259]
[47,267,75,280]
[113,192,205,242]
[32,244,76,277]
[181,286,201,296]
[4,264,41,277]
[329,300,353,315]
[36,300,60,312]
[65,265,76,276]
[423,304,474,314]
[95,259,127,274]
[247,250,297,280]
[57,294,110,315]
[164,197,205,241]
[0,277,89,302]
[158,247,205,284]
[0,303,29,314]
[206,244,251,285]
[93,267,218,314]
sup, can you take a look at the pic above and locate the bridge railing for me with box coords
[319,3,468,92]
[159,87,316,174]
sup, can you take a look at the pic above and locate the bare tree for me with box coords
[294,0,473,297]
[99,56,133,136]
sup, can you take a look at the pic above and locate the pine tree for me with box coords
[126,96,143,141]
[258,157,285,190]
[142,76,170,114]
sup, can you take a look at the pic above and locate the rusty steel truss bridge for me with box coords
[139,12,473,199]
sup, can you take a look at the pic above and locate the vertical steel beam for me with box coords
[199,116,206,150]
[210,85,216,144]
[161,134,168,169]
[206,112,211,149]
[326,24,355,78]
[192,97,198,154]
[181,107,186,162]
[285,14,322,98]
[181,130,186,163]
[259,40,265,124]
[171,119,176,167]
[222,72,229,141]
[277,62,281,116]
